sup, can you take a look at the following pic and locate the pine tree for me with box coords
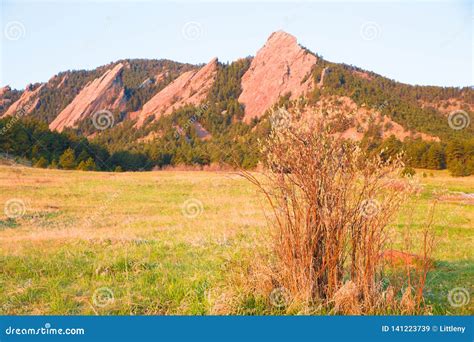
[84,158,96,171]
[425,144,445,169]
[59,148,76,170]
[77,157,96,171]
[77,149,90,163]
[379,135,402,161]
[34,156,49,168]
[446,141,465,164]
[48,160,59,169]
[448,160,468,177]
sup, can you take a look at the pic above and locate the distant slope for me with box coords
[0,59,195,130]
[306,59,473,141]
[131,58,218,127]
[50,63,126,132]
[1,83,44,118]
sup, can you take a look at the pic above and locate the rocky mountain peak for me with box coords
[131,57,218,127]
[266,30,298,46]
[1,83,44,118]
[49,63,126,132]
[238,31,317,122]
[0,86,11,97]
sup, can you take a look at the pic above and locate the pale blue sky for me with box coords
[1,0,472,89]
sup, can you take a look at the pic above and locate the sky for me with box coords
[0,0,472,90]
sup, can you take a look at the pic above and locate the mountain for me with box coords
[50,63,126,132]
[1,83,44,118]
[131,57,218,127]
[0,31,473,174]
[0,59,194,126]
[239,31,317,122]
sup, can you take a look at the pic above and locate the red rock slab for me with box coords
[132,58,218,127]
[239,31,317,123]
[49,63,125,132]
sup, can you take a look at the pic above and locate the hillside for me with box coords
[0,31,472,174]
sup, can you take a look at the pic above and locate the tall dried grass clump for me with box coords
[243,109,426,314]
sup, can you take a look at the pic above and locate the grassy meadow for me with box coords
[0,165,472,315]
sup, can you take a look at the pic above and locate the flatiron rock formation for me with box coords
[49,63,126,132]
[239,31,317,122]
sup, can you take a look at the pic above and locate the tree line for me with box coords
[365,135,474,177]
[1,115,472,176]
[0,118,151,172]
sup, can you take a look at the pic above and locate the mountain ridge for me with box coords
[0,31,473,174]
[239,30,317,122]
[49,62,126,132]
[1,31,471,139]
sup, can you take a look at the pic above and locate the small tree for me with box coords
[48,159,59,169]
[34,156,49,168]
[448,159,469,177]
[77,149,91,163]
[77,157,96,171]
[59,148,76,170]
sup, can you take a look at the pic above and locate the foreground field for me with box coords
[0,166,472,315]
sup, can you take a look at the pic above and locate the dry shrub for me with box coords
[243,109,431,314]
[332,281,361,315]
[400,287,416,314]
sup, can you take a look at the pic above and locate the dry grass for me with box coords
[0,163,472,315]
[242,110,436,314]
